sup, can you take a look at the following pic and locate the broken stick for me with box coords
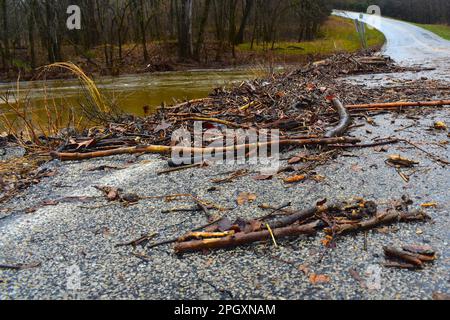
[51,137,360,161]
[174,221,321,254]
[347,99,450,111]
[330,210,430,235]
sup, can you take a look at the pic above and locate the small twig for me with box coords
[147,217,224,250]
[0,262,41,270]
[257,202,292,221]
[115,233,157,248]
[157,163,203,175]
[399,139,449,166]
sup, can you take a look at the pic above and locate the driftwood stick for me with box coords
[347,99,450,110]
[328,139,400,149]
[383,247,424,268]
[178,117,243,128]
[174,221,320,254]
[325,98,351,138]
[146,217,224,250]
[51,137,360,161]
[330,210,430,235]
[268,203,339,229]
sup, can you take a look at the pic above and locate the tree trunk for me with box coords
[235,0,254,44]
[178,0,193,60]
[194,0,212,61]
[0,0,10,70]
[138,0,149,62]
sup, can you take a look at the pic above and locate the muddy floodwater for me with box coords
[0,67,269,125]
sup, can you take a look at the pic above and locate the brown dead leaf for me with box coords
[74,138,96,150]
[107,189,120,201]
[298,265,309,275]
[283,175,306,184]
[247,220,263,233]
[288,151,309,164]
[351,164,363,172]
[237,192,257,205]
[275,91,285,98]
[321,235,334,247]
[309,273,330,284]
[311,175,326,182]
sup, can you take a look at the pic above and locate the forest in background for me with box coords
[0,0,331,78]
[1,0,447,81]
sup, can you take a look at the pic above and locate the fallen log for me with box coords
[51,137,360,161]
[325,98,352,138]
[347,99,450,111]
[174,221,321,254]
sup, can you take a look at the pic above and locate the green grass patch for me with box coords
[413,23,450,40]
[238,16,385,56]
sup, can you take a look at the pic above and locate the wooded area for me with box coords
[0,0,331,75]
[334,0,450,24]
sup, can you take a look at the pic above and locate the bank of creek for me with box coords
[0,12,449,300]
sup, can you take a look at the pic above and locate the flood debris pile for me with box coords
[48,51,447,162]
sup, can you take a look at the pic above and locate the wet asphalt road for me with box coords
[333,10,450,70]
[0,14,449,300]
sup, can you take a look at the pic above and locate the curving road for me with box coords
[333,10,450,73]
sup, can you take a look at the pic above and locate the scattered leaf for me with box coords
[237,192,257,205]
[288,151,309,164]
[311,175,326,182]
[309,273,330,284]
[283,175,306,184]
[298,265,309,275]
[321,235,334,247]
[217,217,233,232]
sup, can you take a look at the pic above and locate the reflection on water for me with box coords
[0,68,263,120]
